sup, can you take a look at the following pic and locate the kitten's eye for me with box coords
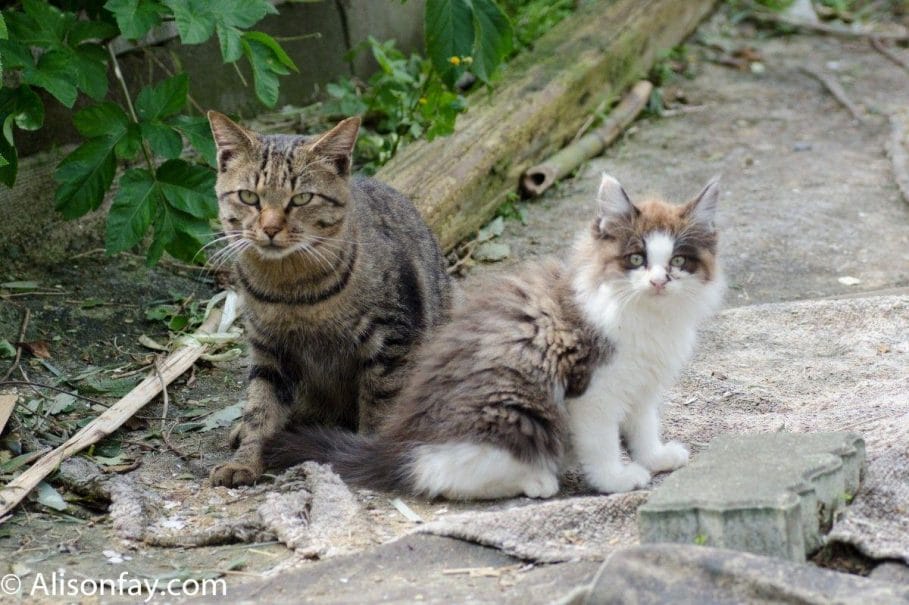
[238,190,259,205]
[291,193,314,207]
[670,255,686,268]
[628,253,645,267]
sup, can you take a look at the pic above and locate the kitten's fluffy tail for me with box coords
[262,427,411,492]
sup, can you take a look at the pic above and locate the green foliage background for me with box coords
[0,0,532,266]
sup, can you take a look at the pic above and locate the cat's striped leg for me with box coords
[211,348,297,487]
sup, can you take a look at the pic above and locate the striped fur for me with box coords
[206,112,452,487]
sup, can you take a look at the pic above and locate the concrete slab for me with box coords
[638,432,865,561]
[574,544,909,605]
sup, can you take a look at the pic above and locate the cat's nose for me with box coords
[262,225,281,239]
[650,275,669,291]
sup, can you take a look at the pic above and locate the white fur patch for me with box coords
[568,238,724,493]
[408,442,559,500]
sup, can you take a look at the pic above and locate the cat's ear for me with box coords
[207,111,257,172]
[684,176,720,231]
[595,173,637,232]
[310,116,361,176]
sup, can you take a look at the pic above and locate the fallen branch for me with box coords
[521,80,653,197]
[377,0,718,251]
[0,299,233,521]
[800,66,865,124]
[0,307,30,383]
[870,37,909,74]
[750,10,909,42]
[886,113,909,206]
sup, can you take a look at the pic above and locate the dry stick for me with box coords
[522,80,653,197]
[870,37,909,73]
[0,307,226,521]
[750,11,909,42]
[886,113,909,206]
[800,66,865,125]
[1,307,30,383]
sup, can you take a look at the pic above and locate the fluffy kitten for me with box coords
[207,112,452,487]
[263,173,723,498]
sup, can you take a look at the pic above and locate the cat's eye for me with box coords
[238,190,259,205]
[628,253,645,267]
[670,255,686,268]
[291,193,314,207]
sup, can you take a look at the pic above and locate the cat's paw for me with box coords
[227,422,247,450]
[587,462,651,494]
[637,441,689,473]
[521,471,560,499]
[210,461,262,487]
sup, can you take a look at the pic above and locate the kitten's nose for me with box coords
[262,225,281,239]
[650,275,669,291]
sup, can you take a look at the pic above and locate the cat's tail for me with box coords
[261,427,411,492]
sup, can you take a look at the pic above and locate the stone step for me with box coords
[638,432,865,561]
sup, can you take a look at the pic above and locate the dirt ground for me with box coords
[2,7,909,604]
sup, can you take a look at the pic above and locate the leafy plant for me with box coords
[0,0,297,265]
[324,38,467,173]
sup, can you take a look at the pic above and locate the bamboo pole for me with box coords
[0,307,226,521]
[521,80,653,197]
[377,0,718,251]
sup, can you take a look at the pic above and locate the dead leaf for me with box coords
[19,341,51,359]
[474,242,511,262]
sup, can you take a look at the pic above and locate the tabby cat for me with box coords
[207,112,452,487]
[264,173,724,499]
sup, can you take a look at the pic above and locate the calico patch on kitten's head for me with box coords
[207,111,360,260]
[575,173,720,300]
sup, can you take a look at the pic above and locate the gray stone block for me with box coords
[578,544,909,605]
[638,432,865,561]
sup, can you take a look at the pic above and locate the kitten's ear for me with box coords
[684,176,720,231]
[595,173,637,232]
[207,111,257,172]
[310,116,361,176]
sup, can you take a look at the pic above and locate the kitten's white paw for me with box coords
[587,462,651,494]
[638,441,690,473]
[521,471,559,499]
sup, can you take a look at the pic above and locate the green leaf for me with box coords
[146,201,210,266]
[0,13,6,81]
[54,137,117,218]
[140,120,183,159]
[104,0,165,40]
[241,38,281,107]
[0,85,45,132]
[0,152,7,168]
[23,50,79,107]
[72,45,110,101]
[242,31,297,72]
[135,73,188,121]
[425,0,474,88]
[169,115,216,167]
[115,123,142,160]
[105,168,159,254]
[0,129,17,187]
[216,23,243,63]
[164,0,216,44]
[73,102,128,138]
[68,20,119,45]
[470,0,512,83]
[0,339,15,358]
[156,159,216,219]
[0,39,34,71]
[200,401,243,432]
[8,0,71,49]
